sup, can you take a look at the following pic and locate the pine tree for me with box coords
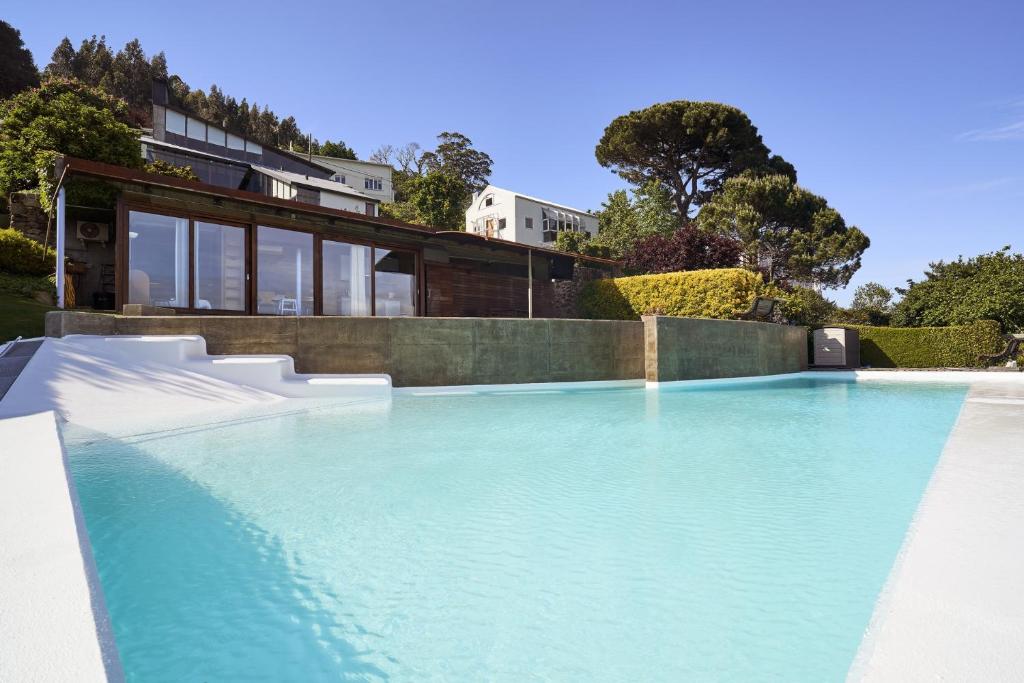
[0,20,40,99]
[44,37,76,80]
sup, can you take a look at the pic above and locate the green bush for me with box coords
[0,227,56,276]
[580,267,764,320]
[828,320,1003,368]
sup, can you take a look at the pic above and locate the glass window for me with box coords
[484,195,493,207]
[256,227,313,315]
[374,248,416,317]
[127,211,189,307]
[207,127,226,147]
[322,240,372,316]
[195,221,246,311]
[166,109,186,135]
[525,217,533,229]
[226,133,245,150]
[498,218,506,230]
[364,177,382,191]
[245,140,263,155]
[186,117,206,141]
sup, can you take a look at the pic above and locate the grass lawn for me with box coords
[0,293,56,340]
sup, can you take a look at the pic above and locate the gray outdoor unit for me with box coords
[813,327,861,368]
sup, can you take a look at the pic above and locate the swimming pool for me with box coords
[65,377,966,681]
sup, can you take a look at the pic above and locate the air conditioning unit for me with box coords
[76,221,110,242]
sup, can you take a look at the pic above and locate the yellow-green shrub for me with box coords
[0,227,56,276]
[827,320,1003,368]
[580,268,764,320]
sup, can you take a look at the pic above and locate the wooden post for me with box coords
[527,248,533,319]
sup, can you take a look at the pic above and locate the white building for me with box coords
[311,155,395,204]
[464,185,598,247]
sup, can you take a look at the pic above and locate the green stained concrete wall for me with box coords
[643,315,808,382]
[44,312,807,386]
[45,313,645,387]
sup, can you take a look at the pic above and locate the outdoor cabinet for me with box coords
[813,327,861,368]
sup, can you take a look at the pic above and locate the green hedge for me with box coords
[0,227,55,276]
[580,268,763,320]
[831,320,1004,368]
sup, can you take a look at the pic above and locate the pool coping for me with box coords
[0,411,124,682]
[846,376,1024,682]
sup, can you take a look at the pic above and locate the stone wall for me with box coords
[551,264,613,319]
[643,315,808,382]
[8,191,48,244]
[46,313,646,387]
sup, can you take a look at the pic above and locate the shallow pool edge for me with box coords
[0,411,124,682]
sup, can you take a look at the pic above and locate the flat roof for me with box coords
[252,164,378,202]
[59,157,620,267]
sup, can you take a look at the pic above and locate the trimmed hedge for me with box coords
[831,320,1004,368]
[580,268,763,320]
[0,227,56,276]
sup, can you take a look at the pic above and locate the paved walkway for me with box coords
[0,340,41,400]
[850,379,1024,681]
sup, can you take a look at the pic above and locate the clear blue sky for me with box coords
[7,1,1022,303]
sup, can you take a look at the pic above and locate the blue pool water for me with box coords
[66,377,967,681]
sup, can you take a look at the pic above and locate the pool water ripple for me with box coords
[66,377,966,681]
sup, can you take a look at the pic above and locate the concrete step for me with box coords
[57,335,390,401]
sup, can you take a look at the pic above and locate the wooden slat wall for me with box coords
[426,264,556,318]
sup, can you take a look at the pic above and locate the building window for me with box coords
[334,174,346,183]
[498,218,506,231]
[374,248,416,316]
[365,177,383,191]
[207,127,226,147]
[525,217,533,229]
[256,226,313,315]
[165,109,186,135]
[484,196,493,207]
[127,211,189,308]
[194,221,246,311]
[245,140,262,156]
[322,240,372,316]
[186,117,206,142]
[226,133,245,151]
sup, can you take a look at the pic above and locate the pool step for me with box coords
[61,335,391,400]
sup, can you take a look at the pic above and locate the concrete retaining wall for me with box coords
[643,315,808,382]
[45,313,645,387]
[45,312,807,387]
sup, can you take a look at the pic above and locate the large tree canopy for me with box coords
[420,132,493,194]
[697,173,869,289]
[0,20,39,100]
[593,181,678,258]
[890,248,1024,331]
[595,101,794,218]
[376,133,492,228]
[0,79,141,207]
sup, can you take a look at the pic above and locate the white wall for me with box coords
[465,186,518,239]
[313,156,395,203]
[465,185,597,247]
[319,189,376,216]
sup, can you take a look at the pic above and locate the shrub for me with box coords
[0,227,56,276]
[622,224,742,275]
[891,248,1024,332]
[775,285,838,326]
[828,320,1003,368]
[580,267,764,320]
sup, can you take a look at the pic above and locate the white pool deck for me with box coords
[1,338,1023,681]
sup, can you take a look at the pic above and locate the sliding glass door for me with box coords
[256,226,313,315]
[126,210,189,308]
[374,248,416,317]
[194,221,247,311]
[322,239,372,316]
